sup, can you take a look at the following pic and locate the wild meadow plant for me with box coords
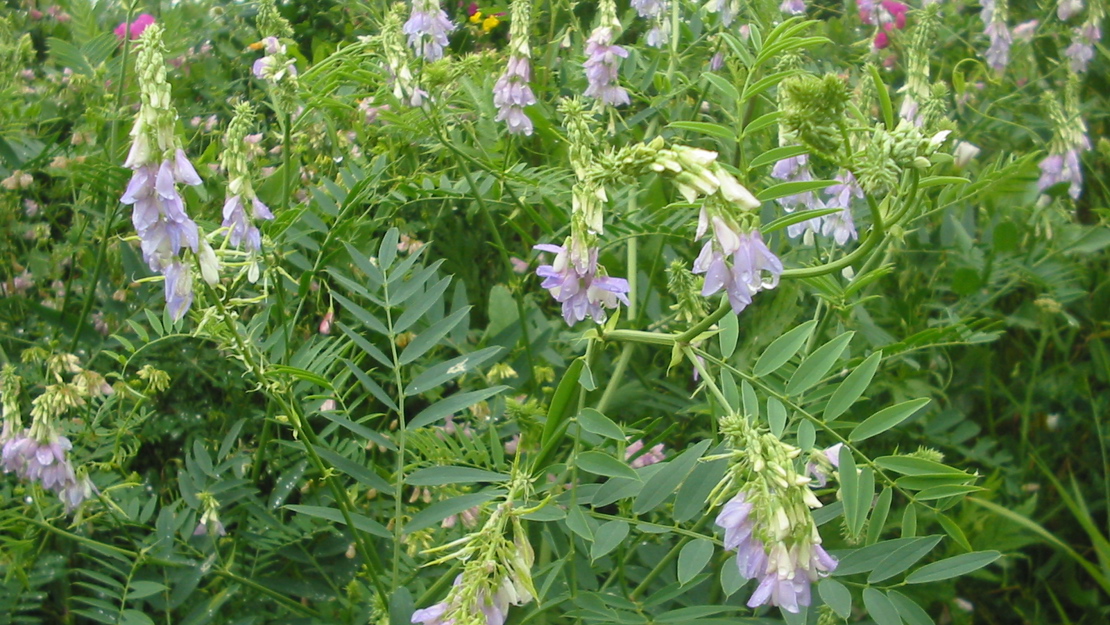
[0,1,1108,624]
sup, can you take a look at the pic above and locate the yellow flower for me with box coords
[469,11,483,24]
[482,15,500,32]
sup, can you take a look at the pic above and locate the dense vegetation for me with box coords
[1,1,1108,624]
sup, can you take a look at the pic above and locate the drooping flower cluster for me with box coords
[0,365,93,512]
[712,413,838,613]
[1037,83,1090,200]
[119,23,209,320]
[631,0,670,47]
[648,144,782,315]
[404,0,455,61]
[535,240,630,326]
[220,102,274,254]
[583,0,630,107]
[492,0,536,135]
[980,0,1012,72]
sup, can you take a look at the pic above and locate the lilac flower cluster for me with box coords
[121,154,203,319]
[2,428,91,511]
[583,27,630,107]
[1037,147,1086,200]
[780,0,807,15]
[631,0,670,47]
[693,214,783,314]
[404,0,455,62]
[822,172,862,245]
[535,242,630,326]
[1066,23,1101,73]
[221,103,275,251]
[771,155,824,238]
[716,490,838,613]
[980,0,1012,72]
[626,439,665,468]
[1058,0,1085,21]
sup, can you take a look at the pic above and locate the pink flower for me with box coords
[114,14,156,41]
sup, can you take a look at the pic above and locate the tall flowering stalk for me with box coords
[404,0,454,61]
[980,0,1012,72]
[493,0,536,135]
[534,99,630,325]
[711,413,837,613]
[899,3,940,126]
[383,4,429,107]
[221,102,274,256]
[583,0,630,107]
[119,23,208,321]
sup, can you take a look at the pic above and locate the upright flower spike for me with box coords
[583,0,630,107]
[118,23,204,321]
[383,4,430,107]
[404,0,455,61]
[493,0,536,135]
[221,102,274,252]
[980,0,1012,72]
[899,3,940,126]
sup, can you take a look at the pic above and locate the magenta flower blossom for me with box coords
[535,243,630,326]
[114,13,155,41]
[583,27,630,107]
[404,0,455,62]
[493,56,536,135]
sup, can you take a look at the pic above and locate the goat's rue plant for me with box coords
[1,1,1106,624]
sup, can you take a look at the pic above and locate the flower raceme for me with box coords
[583,27,630,107]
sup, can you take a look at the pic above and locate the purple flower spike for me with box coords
[583,27,630,107]
[493,56,536,135]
